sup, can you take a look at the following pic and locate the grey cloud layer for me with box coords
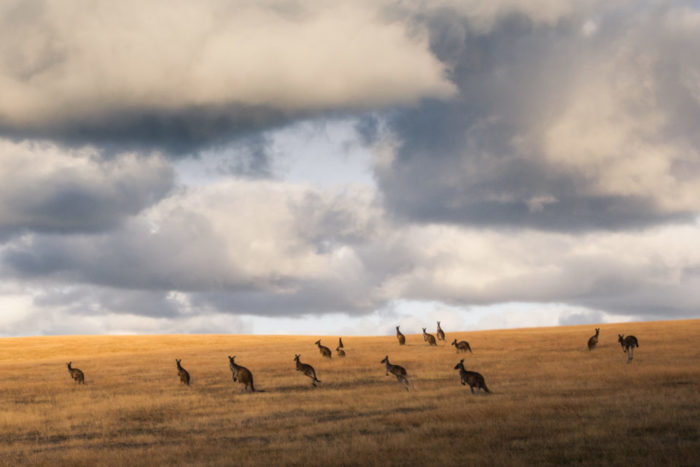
[374,2,700,230]
[0,139,173,239]
[2,181,698,320]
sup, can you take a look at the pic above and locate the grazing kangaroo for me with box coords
[436,321,445,341]
[228,356,255,392]
[587,328,600,351]
[338,337,344,349]
[454,359,489,394]
[315,339,332,359]
[336,346,346,358]
[451,339,472,353]
[396,326,406,345]
[422,328,437,346]
[380,355,409,391]
[66,362,84,384]
[618,334,639,362]
[176,359,190,386]
[294,354,321,387]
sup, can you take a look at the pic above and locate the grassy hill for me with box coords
[1,319,698,465]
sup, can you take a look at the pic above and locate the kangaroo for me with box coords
[396,326,406,345]
[294,354,321,387]
[176,359,190,386]
[587,328,600,351]
[436,321,445,341]
[422,328,437,346]
[228,356,255,392]
[618,334,639,362]
[451,339,472,353]
[454,359,489,394]
[380,355,409,391]
[314,339,332,359]
[336,346,346,358]
[338,337,344,349]
[66,362,84,384]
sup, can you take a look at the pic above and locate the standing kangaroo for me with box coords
[315,339,332,359]
[618,334,639,362]
[336,346,346,358]
[380,355,409,391]
[451,339,472,353]
[228,356,255,392]
[454,359,489,394]
[176,359,190,386]
[436,321,445,341]
[422,328,437,346]
[396,326,406,345]
[66,362,84,384]
[338,337,344,349]
[587,328,600,351]
[294,354,321,387]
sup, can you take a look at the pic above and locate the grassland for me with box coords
[0,320,698,466]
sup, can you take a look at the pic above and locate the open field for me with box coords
[1,320,699,466]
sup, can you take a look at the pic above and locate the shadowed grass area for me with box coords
[0,320,698,465]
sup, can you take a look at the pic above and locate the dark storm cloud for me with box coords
[32,287,180,318]
[189,277,385,317]
[0,105,290,158]
[372,3,700,231]
[0,142,174,240]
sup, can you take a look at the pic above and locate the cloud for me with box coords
[0,138,173,239]
[0,284,251,336]
[1,180,384,313]
[1,178,698,323]
[0,0,454,153]
[371,1,700,230]
[1,1,699,335]
[376,221,700,318]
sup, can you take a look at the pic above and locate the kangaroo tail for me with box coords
[250,377,255,392]
[483,384,490,393]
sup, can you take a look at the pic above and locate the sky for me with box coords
[1,0,699,337]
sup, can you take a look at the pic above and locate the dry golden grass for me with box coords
[1,320,698,466]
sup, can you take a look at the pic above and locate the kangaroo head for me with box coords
[454,359,465,370]
[396,326,400,331]
[336,346,341,351]
[294,354,300,362]
[422,328,427,333]
[380,355,388,364]
[618,334,624,343]
[67,362,72,369]
[314,339,321,345]
[229,356,236,363]
[595,328,600,334]
[451,339,457,345]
